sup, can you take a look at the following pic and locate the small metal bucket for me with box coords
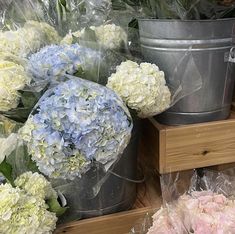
[139,18,235,125]
[55,118,141,223]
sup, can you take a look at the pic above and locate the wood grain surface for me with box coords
[142,113,235,173]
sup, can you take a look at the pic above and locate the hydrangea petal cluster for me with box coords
[28,43,101,82]
[0,60,31,112]
[15,172,57,200]
[0,183,57,234]
[148,191,235,234]
[20,78,132,180]
[107,60,171,118]
[0,21,59,57]
[61,24,127,49]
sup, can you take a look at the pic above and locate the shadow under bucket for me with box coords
[139,18,235,125]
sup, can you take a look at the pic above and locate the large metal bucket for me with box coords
[55,118,141,223]
[139,19,235,125]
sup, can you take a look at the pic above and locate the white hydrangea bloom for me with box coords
[93,24,127,49]
[15,172,57,200]
[61,24,127,49]
[0,184,20,222]
[107,61,171,118]
[0,183,57,234]
[24,21,60,45]
[0,31,24,57]
[0,21,59,57]
[0,60,31,112]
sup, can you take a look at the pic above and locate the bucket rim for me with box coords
[137,17,235,23]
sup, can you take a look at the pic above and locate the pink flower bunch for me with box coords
[148,191,235,234]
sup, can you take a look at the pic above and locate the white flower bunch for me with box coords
[61,24,127,50]
[15,172,57,200]
[0,21,59,57]
[107,61,171,118]
[0,60,31,112]
[0,183,57,234]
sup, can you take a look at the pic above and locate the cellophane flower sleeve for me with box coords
[131,169,235,234]
[106,55,202,118]
[13,76,133,222]
[0,115,22,168]
[0,1,62,122]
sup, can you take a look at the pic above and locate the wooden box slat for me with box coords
[55,207,152,234]
[142,113,235,174]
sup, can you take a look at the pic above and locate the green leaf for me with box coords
[47,197,68,217]
[21,91,40,108]
[0,157,14,186]
[71,35,80,45]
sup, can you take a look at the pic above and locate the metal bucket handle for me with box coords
[108,167,146,184]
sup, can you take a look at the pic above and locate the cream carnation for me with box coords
[61,24,127,49]
[15,172,57,200]
[107,61,171,118]
[0,60,31,112]
[0,183,57,234]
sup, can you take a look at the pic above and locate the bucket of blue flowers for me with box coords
[15,77,135,222]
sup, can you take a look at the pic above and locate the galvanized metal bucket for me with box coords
[56,118,141,223]
[139,19,235,125]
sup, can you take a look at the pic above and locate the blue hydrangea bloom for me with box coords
[28,43,101,83]
[21,78,133,180]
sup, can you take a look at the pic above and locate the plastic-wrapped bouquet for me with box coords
[61,24,127,50]
[28,43,101,84]
[107,60,171,118]
[131,170,235,234]
[0,20,59,57]
[147,191,235,234]
[20,78,133,180]
[0,171,65,234]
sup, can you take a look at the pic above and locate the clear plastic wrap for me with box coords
[0,3,61,122]
[106,50,202,118]
[0,0,210,228]
[130,0,235,20]
[131,169,235,234]
[0,115,22,166]
[1,0,204,120]
[5,76,138,223]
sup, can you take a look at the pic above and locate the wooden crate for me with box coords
[142,112,235,174]
[55,112,235,233]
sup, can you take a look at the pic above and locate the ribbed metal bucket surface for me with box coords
[139,19,235,125]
